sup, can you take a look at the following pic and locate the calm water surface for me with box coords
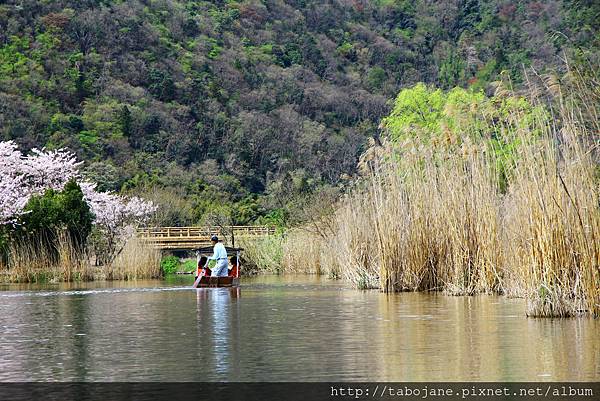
[0,275,598,381]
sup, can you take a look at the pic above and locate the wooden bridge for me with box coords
[137,226,276,250]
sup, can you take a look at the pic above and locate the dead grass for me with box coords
[1,234,162,282]
[105,236,162,280]
[237,235,284,274]
[2,231,93,282]
[283,66,599,317]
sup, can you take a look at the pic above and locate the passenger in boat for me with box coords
[205,235,228,277]
[229,256,238,278]
[196,256,209,278]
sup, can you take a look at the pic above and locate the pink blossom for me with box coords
[0,141,28,224]
[80,182,156,230]
[0,141,23,177]
[21,147,82,192]
[0,141,156,228]
[0,174,29,224]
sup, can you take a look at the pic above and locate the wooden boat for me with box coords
[193,275,240,288]
[192,246,243,288]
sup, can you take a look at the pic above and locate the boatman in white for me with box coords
[205,235,228,277]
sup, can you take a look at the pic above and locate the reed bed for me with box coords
[238,235,284,274]
[284,70,599,317]
[504,135,599,316]
[281,229,328,275]
[1,233,162,282]
[2,231,94,282]
[502,85,600,316]
[105,236,162,280]
[324,139,504,295]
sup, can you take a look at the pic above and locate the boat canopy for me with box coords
[195,246,244,254]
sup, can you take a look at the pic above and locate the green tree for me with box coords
[367,66,386,90]
[18,180,94,252]
[118,105,132,137]
[438,50,466,89]
[148,68,175,101]
[382,83,549,191]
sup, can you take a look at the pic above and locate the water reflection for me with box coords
[195,288,241,379]
[0,276,598,381]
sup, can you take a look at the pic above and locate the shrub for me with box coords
[21,180,93,240]
[160,255,179,274]
[16,179,94,263]
[181,259,197,273]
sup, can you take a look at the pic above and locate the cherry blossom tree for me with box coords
[21,148,82,193]
[0,141,30,224]
[80,181,157,265]
[0,141,156,253]
[0,174,29,225]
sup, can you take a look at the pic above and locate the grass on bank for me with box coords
[2,230,94,283]
[1,234,162,283]
[106,237,162,280]
[238,235,284,274]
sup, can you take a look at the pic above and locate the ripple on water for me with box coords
[0,276,598,382]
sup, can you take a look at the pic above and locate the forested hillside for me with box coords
[1,0,597,226]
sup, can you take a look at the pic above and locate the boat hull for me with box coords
[193,276,240,288]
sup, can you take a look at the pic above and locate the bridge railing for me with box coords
[137,226,275,239]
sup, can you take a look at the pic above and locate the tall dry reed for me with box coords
[502,69,600,316]
[283,66,599,317]
[237,235,284,274]
[2,231,93,282]
[326,139,503,295]
[106,236,162,280]
[281,229,328,275]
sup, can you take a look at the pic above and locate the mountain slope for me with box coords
[0,0,597,224]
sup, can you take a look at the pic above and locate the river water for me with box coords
[0,275,598,382]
